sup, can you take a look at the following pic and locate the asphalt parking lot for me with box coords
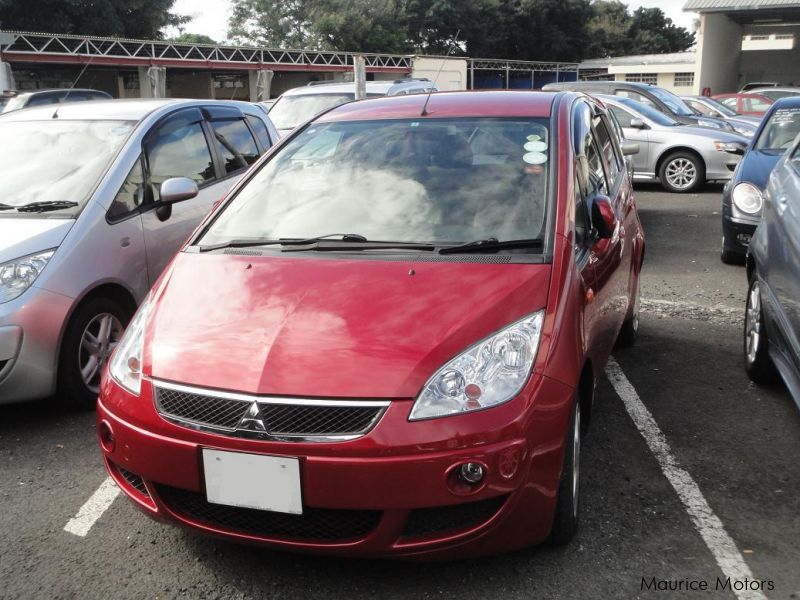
[1,184,798,600]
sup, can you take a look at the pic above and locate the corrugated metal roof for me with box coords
[684,0,800,11]
[579,52,696,69]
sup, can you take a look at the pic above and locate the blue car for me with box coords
[721,97,800,263]
[745,132,800,408]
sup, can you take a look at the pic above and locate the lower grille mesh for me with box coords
[402,496,507,538]
[118,466,149,497]
[156,485,382,542]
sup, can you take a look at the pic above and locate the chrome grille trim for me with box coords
[152,379,390,442]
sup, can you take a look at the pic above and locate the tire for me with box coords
[550,400,581,546]
[744,272,778,384]
[721,248,745,265]
[617,272,641,348]
[59,296,131,410]
[658,151,705,193]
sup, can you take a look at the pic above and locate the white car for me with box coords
[266,78,436,136]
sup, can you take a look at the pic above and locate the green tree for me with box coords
[311,0,410,53]
[586,0,631,58]
[627,6,694,55]
[0,0,188,39]
[228,0,317,48]
[171,32,218,45]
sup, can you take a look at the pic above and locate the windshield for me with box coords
[200,117,551,248]
[616,97,679,126]
[0,120,134,211]
[760,90,800,100]
[755,107,800,152]
[268,93,355,130]
[702,97,738,117]
[648,87,695,116]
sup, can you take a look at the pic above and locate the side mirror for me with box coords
[629,118,647,130]
[621,141,640,156]
[591,195,619,240]
[160,177,199,204]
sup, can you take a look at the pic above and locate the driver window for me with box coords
[146,121,215,201]
[108,156,145,221]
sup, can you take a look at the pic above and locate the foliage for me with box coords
[0,0,188,39]
[171,32,218,45]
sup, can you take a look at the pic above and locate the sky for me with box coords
[170,0,697,44]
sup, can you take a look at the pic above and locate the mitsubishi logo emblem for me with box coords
[237,401,267,432]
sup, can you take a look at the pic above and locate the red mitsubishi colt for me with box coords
[98,91,644,558]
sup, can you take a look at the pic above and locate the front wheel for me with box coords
[659,151,705,193]
[744,274,777,384]
[550,400,581,546]
[59,297,130,410]
[617,273,641,347]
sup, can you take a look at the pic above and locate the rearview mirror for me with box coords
[160,177,199,204]
[629,118,646,130]
[592,195,619,240]
[621,141,640,156]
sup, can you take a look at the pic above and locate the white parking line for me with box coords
[606,357,767,600]
[63,477,119,537]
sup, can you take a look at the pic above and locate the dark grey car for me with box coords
[744,132,800,409]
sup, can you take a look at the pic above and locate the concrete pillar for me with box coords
[354,56,366,100]
[249,69,274,102]
[411,56,468,91]
[694,13,743,95]
[0,62,15,92]
[137,66,166,98]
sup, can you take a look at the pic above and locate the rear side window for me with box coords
[147,121,215,197]
[246,115,272,149]
[25,94,60,108]
[744,97,772,113]
[593,117,622,183]
[211,119,260,175]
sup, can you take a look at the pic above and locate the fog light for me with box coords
[99,421,115,453]
[737,233,752,244]
[459,462,485,484]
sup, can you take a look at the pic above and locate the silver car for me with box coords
[0,99,278,407]
[744,131,800,410]
[597,94,748,193]
[681,95,761,138]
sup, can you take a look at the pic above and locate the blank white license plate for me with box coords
[202,449,302,514]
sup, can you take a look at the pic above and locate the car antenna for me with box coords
[420,29,460,117]
[52,54,95,119]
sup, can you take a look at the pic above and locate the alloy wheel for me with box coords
[572,403,581,518]
[79,313,123,393]
[746,282,762,365]
[665,158,698,190]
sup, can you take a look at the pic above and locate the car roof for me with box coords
[769,96,800,109]
[749,87,800,93]
[281,79,432,97]
[545,81,652,91]
[0,98,266,122]
[11,88,111,99]
[315,90,557,123]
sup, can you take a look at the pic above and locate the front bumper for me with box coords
[98,372,575,559]
[0,286,73,404]
[722,198,759,257]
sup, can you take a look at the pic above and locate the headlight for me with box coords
[409,311,544,420]
[732,182,763,215]
[0,249,55,303]
[732,124,755,137]
[714,141,746,153]
[108,294,152,395]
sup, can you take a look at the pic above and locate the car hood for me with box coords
[730,115,761,126]
[146,252,551,398]
[671,125,748,143]
[0,217,75,264]
[737,149,782,190]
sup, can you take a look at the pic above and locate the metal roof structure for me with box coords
[579,52,696,69]
[0,30,412,73]
[684,0,800,10]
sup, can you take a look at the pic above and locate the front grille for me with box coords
[156,485,381,542]
[117,466,149,497]
[154,384,387,440]
[401,496,507,538]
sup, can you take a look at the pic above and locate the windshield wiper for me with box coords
[198,233,369,253]
[439,238,544,255]
[14,201,79,213]
[281,240,437,252]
